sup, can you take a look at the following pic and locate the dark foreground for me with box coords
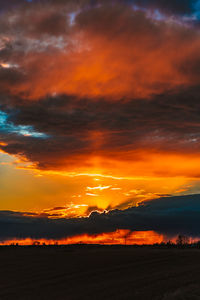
[0,246,200,300]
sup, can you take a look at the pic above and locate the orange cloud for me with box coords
[3,6,200,100]
[24,150,200,179]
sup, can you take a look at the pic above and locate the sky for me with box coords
[1,0,200,244]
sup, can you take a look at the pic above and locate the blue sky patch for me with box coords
[0,111,48,138]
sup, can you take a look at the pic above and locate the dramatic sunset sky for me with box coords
[1,0,200,244]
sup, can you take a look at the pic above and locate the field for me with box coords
[0,246,200,299]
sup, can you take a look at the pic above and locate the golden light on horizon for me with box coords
[0,230,165,246]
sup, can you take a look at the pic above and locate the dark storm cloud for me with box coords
[2,85,200,171]
[134,0,196,15]
[0,131,89,170]
[0,0,198,17]
[3,0,197,15]
[0,8,70,38]
[1,1,200,100]
[0,67,25,88]
[0,194,200,241]
[1,0,200,173]
[0,0,28,10]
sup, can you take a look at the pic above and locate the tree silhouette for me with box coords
[32,241,40,246]
[176,235,189,247]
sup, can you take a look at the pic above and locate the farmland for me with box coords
[0,246,200,299]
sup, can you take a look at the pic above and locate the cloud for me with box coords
[85,205,104,215]
[86,185,111,191]
[1,1,200,178]
[1,1,197,16]
[1,86,200,177]
[0,194,200,241]
[1,2,200,100]
[134,0,197,15]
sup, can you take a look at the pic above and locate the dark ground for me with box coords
[0,246,200,300]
